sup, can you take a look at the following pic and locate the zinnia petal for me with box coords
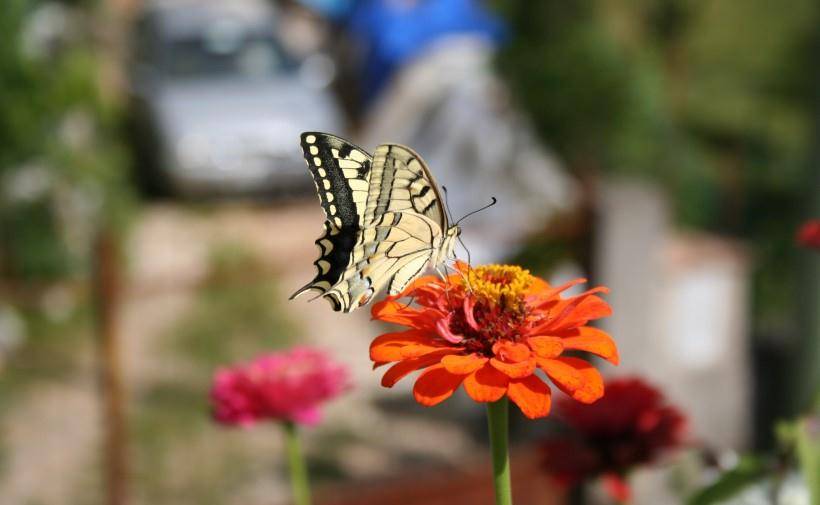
[454,260,470,273]
[492,340,532,362]
[381,350,455,387]
[290,407,322,426]
[371,299,441,329]
[395,274,440,298]
[400,343,461,359]
[463,363,509,402]
[551,291,612,330]
[538,357,582,390]
[435,312,464,343]
[527,336,564,358]
[463,296,480,331]
[441,354,488,374]
[543,357,604,404]
[490,357,537,378]
[528,278,587,307]
[507,375,552,419]
[370,329,439,362]
[524,276,552,296]
[413,365,465,406]
[561,327,619,365]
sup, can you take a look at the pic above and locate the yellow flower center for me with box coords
[465,264,533,310]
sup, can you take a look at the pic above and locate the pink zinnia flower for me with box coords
[210,347,350,427]
[797,220,820,250]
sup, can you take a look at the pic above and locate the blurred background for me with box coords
[1,0,818,504]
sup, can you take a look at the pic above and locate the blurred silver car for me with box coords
[127,0,342,196]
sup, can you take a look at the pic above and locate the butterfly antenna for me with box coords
[455,197,497,225]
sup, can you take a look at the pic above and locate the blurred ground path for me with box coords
[0,379,100,504]
[0,200,477,505]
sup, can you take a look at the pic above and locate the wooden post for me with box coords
[92,230,129,505]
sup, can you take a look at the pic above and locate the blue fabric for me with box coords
[296,0,355,20]
[345,0,506,103]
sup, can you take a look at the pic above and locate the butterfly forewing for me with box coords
[367,145,448,229]
[300,132,371,228]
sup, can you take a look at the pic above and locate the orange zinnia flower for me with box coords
[369,264,619,419]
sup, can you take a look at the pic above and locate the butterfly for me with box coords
[290,132,461,312]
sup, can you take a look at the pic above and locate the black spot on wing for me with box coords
[337,143,354,159]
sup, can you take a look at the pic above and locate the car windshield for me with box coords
[162,19,293,80]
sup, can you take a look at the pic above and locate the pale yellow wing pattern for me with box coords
[366,144,449,229]
[322,211,442,312]
[293,134,451,312]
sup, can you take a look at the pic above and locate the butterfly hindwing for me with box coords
[289,221,358,305]
[322,212,442,312]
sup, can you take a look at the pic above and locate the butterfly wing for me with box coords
[322,145,452,311]
[290,133,373,300]
[292,135,452,313]
[366,144,449,229]
[364,144,452,295]
[299,132,372,228]
[322,212,441,312]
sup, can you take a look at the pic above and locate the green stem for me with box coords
[487,397,513,505]
[283,421,312,505]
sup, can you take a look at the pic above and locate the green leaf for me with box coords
[687,456,768,505]
[795,416,820,505]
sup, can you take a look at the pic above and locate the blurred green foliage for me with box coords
[166,242,296,370]
[494,0,818,334]
[0,0,133,281]
[0,300,90,406]
[686,455,768,505]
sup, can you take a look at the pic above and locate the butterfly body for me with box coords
[290,132,458,312]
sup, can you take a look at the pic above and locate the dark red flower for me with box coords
[540,377,687,497]
[797,220,820,250]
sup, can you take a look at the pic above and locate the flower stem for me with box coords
[283,421,312,505]
[487,397,513,505]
